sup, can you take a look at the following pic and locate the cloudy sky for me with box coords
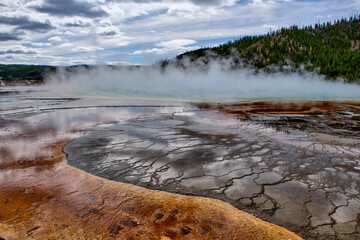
[0,0,359,66]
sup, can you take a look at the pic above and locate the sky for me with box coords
[0,0,359,66]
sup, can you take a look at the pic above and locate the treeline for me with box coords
[0,65,56,82]
[177,15,360,82]
[0,64,144,82]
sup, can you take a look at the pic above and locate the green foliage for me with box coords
[178,15,360,82]
[0,65,56,81]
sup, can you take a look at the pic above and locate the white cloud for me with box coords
[63,31,76,35]
[31,42,53,47]
[0,45,38,55]
[48,36,63,42]
[59,42,74,48]
[72,46,104,52]
[262,24,281,30]
[132,38,197,56]
[95,25,119,36]
[157,39,196,49]
[133,48,166,55]
[250,0,292,7]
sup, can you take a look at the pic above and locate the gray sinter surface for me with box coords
[64,110,360,240]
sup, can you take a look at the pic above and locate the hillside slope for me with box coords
[177,16,360,82]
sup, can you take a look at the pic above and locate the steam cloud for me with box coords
[45,59,360,102]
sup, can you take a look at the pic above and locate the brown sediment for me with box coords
[0,142,65,170]
[198,101,360,118]
[0,139,303,239]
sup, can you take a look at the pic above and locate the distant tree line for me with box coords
[0,65,56,82]
[0,64,144,82]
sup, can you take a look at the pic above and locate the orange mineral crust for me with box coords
[206,101,355,117]
[0,141,303,240]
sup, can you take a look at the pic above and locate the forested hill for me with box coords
[176,16,360,82]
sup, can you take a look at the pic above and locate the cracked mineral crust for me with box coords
[1,87,360,239]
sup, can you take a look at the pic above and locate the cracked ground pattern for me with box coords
[64,109,360,240]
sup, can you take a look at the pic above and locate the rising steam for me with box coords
[45,57,360,102]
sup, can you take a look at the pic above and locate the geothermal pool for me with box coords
[1,85,360,239]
